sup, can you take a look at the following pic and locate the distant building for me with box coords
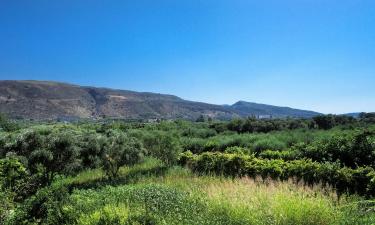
[146,118,159,123]
[258,115,272,119]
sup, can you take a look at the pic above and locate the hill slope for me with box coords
[230,101,320,118]
[0,80,321,120]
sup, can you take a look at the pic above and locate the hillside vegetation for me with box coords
[1,113,375,224]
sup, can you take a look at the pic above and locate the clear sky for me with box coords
[0,0,374,114]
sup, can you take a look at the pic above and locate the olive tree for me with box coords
[102,132,145,179]
[28,132,81,185]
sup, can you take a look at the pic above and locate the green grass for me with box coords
[57,158,375,225]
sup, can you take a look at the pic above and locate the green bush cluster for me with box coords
[258,150,298,160]
[296,131,375,168]
[226,118,309,133]
[181,132,294,153]
[179,151,375,196]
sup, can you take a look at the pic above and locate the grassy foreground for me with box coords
[52,158,375,225]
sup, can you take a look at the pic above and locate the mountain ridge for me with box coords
[0,80,321,120]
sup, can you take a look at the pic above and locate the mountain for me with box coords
[230,101,321,118]
[342,112,362,118]
[0,80,321,120]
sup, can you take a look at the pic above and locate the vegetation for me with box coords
[0,113,375,224]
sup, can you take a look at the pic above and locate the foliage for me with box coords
[0,157,27,192]
[7,181,71,225]
[179,151,375,196]
[313,114,356,130]
[0,118,374,224]
[258,150,297,160]
[131,130,182,166]
[45,166,375,225]
[226,117,310,133]
[296,131,375,168]
[28,131,81,185]
[102,132,145,179]
[0,114,19,132]
[79,132,106,169]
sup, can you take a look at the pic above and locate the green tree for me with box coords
[79,132,106,169]
[227,118,244,133]
[6,129,45,156]
[147,131,182,166]
[0,113,18,132]
[131,130,182,165]
[0,157,27,192]
[28,132,81,185]
[196,115,205,122]
[102,132,145,179]
[313,115,335,130]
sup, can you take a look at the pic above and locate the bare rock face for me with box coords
[0,80,320,120]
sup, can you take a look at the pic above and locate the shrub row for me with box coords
[179,152,375,196]
[258,150,298,160]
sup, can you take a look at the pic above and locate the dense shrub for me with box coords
[313,115,356,130]
[79,132,106,169]
[5,129,45,156]
[102,132,145,179]
[297,131,375,168]
[28,131,81,184]
[130,130,182,166]
[226,118,310,134]
[258,150,297,160]
[179,151,375,196]
[252,137,287,153]
[0,114,19,132]
[181,137,207,153]
[7,181,71,225]
[181,127,217,138]
[224,146,250,155]
[0,189,15,224]
[0,157,28,192]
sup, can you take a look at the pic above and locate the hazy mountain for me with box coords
[0,80,321,120]
[230,101,321,118]
[342,112,362,118]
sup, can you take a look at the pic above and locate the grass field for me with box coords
[57,157,375,225]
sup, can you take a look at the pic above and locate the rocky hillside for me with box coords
[0,80,321,120]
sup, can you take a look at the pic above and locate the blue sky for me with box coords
[0,0,374,113]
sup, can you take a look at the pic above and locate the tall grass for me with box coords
[59,163,375,225]
[181,128,341,153]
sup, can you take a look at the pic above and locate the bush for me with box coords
[102,132,145,179]
[224,146,249,155]
[252,137,287,153]
[28,131,81,185]
[8,181,71,225]
[297,131,375,168]
[135,131,182,166]
[0,114,19,132]
[181,127,217,138]
[258,150,297,160]
[179,151,375,196]
[181,138,206,153]
[5,129,45,156]
[79,133,106,169]
[0,157,28,192]
[0,190,15,224]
